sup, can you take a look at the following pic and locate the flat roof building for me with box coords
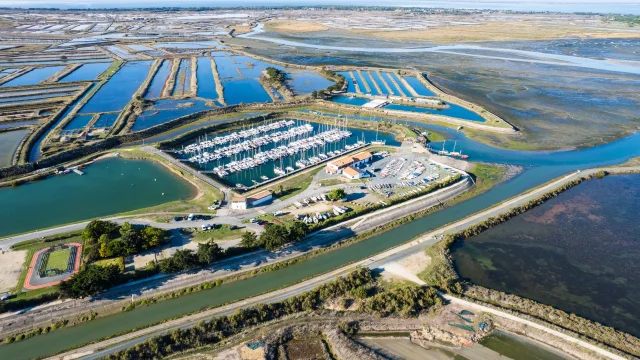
[231,196,247,210]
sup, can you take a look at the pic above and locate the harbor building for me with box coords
[325,151,373,174]
[231,190,273,210]
[231,196,248,210]
[248,190,273,207]
[342,166,366,180]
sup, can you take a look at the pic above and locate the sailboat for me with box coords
[371,121,385,145]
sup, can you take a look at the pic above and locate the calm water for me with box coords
[0,157,195,237]
[93,113,118,128]
[172,59,192,97]
[2,125,640,358]
[358,71,380,95]
[0,92,74,104]
[58,62,111,82]
[0,130,29,167]
[196,57,219,99]
[402,76,436,96]
[452,174,640,336]
[368,71,391,96]
[29,83,98,162]
[479,331,568,360]
[173,120,399,187]
[287,70,333,95]
[337,72,357,93]
[63,115,93,130]
[0,66,64,87]
[223,79,272,105]
[78,61,152,114]
[132,99,212,132]
[330,95,486,122]
[145,59,171,99]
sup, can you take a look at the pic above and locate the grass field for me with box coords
[94,257,125,272]
[44,248,71,273]
[189,225,245,243]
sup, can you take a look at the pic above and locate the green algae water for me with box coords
[452,174,640,337]
[0,157,195,238]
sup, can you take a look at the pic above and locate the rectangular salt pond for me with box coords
[357,71,380,95]
[223,79,272,106]
[0,129,30,167]
[172,59,192,96]
[1,66,65,87]
[132,99,212,132]
[402,76,436,97]
[196,57,218,99]
[93,113,119,128]
[0,92,74,104]
[287,70,333,95]
[63,115,93,130]
[383,72,412,97]
[145,60,171,99]
[0,58,112,67]
[127,44,152,51]
[337,72,357,93]
[78,61,152,114]
[369,72,392,96]
[59,62,112,82]
[106,45,137,60]
[154,41,226,49]
[384,103,486,122]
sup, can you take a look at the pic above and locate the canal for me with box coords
[1,124,639,359]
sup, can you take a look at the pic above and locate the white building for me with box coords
[231,196,247,210]
[342,166,365,180]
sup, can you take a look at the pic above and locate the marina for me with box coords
[170,119,398,187]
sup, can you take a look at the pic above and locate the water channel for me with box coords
[1,110,639,358]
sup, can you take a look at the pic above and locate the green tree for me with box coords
[240,231,258,248]
[287,222,308,242]
[82,220,118,244]
[259,224,290,251]
[141,226,166,249]
[327,188,346,201]
[59,265,122,299]
[158,249,199,274]
[311,90,317,99]
[197,240,222,265]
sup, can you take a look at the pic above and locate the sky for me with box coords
[1,0,639,15]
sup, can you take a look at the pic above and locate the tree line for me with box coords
[240,222,308,251]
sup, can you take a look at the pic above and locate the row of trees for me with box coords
[240,222,309,251]
[105,268,375,360]
[83,220,167,262]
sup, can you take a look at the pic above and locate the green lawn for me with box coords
[44,248,71,273]
[94,257,125,272]
[189,225,246,243]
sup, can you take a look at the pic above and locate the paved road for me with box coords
[50,167,626,360]
[0,178,471,336]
